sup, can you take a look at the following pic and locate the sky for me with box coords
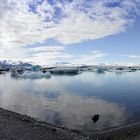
[0,0,140,65]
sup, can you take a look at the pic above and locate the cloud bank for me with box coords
[0,0,140,64]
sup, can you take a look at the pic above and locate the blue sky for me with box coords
[0,0,140,65]
[65,16,140,64]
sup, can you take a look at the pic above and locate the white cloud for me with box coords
[0,0,140,63]
[24,46,74,65]
[72,51,107,64]
[119,54,140,59]
[24,47,105,65]
[129,55,140,58]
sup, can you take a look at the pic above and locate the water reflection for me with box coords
[0,89,127,131]
[0,72,140,131]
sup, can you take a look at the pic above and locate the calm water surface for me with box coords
[0,71,140,131]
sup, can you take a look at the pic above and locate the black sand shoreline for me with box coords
[0,107,88,140]
[0,107,140,140]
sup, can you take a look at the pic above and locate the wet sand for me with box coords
[1,107,140,140]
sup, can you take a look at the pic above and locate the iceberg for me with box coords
[11,68,51,79]
[19,71,51,79]
[48,67,79,75]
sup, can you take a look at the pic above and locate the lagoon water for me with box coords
[0,71,140,131]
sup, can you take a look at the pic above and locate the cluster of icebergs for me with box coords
[1,64,140,79]
[10,66,80,79]
[77,65,140,73]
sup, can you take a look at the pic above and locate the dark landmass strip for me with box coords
[1,107,140,140]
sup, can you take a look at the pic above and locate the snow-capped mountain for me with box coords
[0,60,33,69]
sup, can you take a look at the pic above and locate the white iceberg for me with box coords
[11,68,51,79]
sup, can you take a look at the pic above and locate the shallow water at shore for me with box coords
[0,71,140,132]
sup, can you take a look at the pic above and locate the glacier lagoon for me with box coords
[0,71,140,132]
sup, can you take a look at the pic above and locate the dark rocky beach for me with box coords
[0,107,88,140]
[1,107,140,140]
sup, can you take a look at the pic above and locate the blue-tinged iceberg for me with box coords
[11,68,51,79]
[19,71,51,78]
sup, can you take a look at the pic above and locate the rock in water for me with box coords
[92,114,99,123]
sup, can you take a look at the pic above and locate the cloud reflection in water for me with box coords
[0,73,128,131]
